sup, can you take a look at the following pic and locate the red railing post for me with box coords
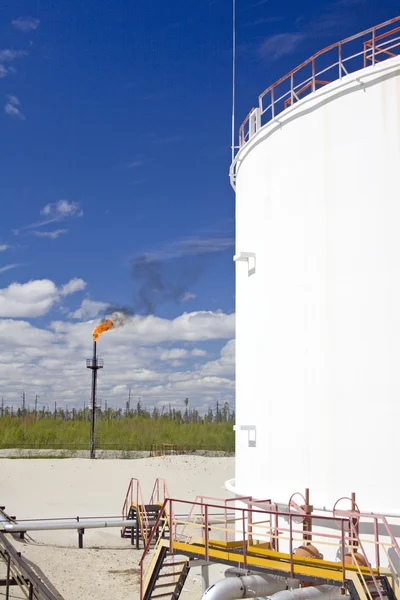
[140,561,143,600]
[341,519,346,591]
[374,517,380,572]
[242,508,247,569]
[224,501,228,544]
[122,478,134,522]
[290,72,294,105]
[289,514,294,578]
[312,58,316,91]
[205,504,209,561]
[248,503,253,546]
[169,499,173,553]
[372,27,376,66]
[271,86,275,119]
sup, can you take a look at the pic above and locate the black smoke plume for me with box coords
[131,254,203,315]
[101,232,234,325]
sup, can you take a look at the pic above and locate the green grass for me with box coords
[0,415,235,452]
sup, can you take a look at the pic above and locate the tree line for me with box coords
[0,397,234,424]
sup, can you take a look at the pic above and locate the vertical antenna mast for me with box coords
[86,339,104,459]
[231,0,236,164]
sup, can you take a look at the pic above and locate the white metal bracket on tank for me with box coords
[235,424,257,447]
[249,108,261,138]
[234,252,256,276]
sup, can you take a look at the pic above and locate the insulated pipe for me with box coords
[271,586,344,600]
[224,568,253,578]
[224,569,299,589]
[201,574,289,600]
[0,509,232,533]
[0,518,137,533]
[0,512,230,532]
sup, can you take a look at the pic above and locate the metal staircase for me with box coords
[121,478,170,549]
[347,576,396,600]
[366,576,396,600]
[138,493,400,600]
[121,503,168,549]
[142,542,190,600]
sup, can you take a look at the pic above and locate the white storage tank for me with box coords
[229,20,400,515]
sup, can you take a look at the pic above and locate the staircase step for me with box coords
[162,561,187,568]
[154,582,179,590]
[156,572,180,579]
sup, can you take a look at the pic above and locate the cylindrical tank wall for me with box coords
[234,57,400,513]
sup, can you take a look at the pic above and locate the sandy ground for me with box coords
[0,456,235,599]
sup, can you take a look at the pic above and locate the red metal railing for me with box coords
[149,478,169,505]
[139,498,169,600]
[179,494,253,544]
[235,16,400,151]
[121,477,150,539]
[139,496,400,600]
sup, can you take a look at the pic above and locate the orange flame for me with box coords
[93,319,113,342]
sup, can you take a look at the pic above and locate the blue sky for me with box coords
[0,0,397,411]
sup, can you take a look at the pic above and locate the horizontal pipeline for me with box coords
[0,518,137,532]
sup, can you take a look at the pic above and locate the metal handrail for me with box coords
[149,477,169,505]
[231,16,400,187]
[140,496,400,599]
[85,358,104,367]
[121,477,150,540]
[347,520,384,600]
[0,532,63,600]
[139,498,169,600]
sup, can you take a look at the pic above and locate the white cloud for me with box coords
[33,230,68,240]
[14,200,83,235]
[182,291,196,301]
[198,340,235,377]
[192,348,207,357]
[0,280,59,317]
[0,245,9,252]
[259,33,305,61]
[60,278,86,296]
[0,309,235,410]
[70,299,108,320]
[159,347,206,361]
[4,95,25,120]
[142,235,234,262]
[121,311,235,344]
[0,50,27,62]
[160,348,189,361]
[0,49,27,82]
[0,319,54,348]
[4,104,24,119]
[7,95,20,106]
[41,200,83,218]
[0,277,87,318]
[12,17,40,32]
[0,264,22,274]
